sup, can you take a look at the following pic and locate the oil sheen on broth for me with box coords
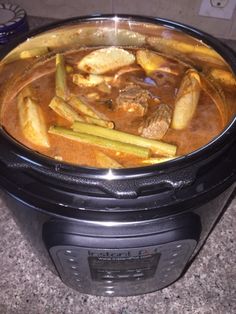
[0,23,235,168]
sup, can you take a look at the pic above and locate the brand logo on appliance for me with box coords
[88,248,158,259]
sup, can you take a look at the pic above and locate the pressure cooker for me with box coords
[0,15,235,297]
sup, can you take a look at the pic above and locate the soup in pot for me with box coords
[0,20,235,168]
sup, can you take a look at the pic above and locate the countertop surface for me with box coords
[0,16,235,314]
[0,192,235,314]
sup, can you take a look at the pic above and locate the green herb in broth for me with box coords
[55,53,68,100]
[49,126,151,159]
[72,121,177,157]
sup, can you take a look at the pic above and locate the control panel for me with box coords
[49,239,196,296]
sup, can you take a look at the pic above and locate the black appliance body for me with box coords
[0,15,235,297]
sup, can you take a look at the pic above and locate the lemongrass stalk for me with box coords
[55,53,68,100]
[72,121,177,157]
[83,115,114,129]
[68,95,101,119]
[49,126,150,158]
[68,96,114,128]
[49,96,84,122]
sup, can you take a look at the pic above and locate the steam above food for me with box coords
[0,20,235,168]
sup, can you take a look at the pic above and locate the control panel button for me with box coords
[71,265,78,270]
[49,239,197,296]
[101,275,115,279]
[65,250,72,254]
[105,290,114,295]
[64,250,77,257]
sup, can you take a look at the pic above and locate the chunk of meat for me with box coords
[115,85,151,116]
[139,103,172,139]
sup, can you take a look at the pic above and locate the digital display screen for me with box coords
[88,252,160,282]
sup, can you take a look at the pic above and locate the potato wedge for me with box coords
[83,116,114,129]
[2,47,49,64]
[77,47,135,74]
[95,151,123,168]
[72,73,106,87]
[17,91,49,147]
[136,49,179,75]
[208,68,236,89]
[172,69,201,130]
[141,156,176,165]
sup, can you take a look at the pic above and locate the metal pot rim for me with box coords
[0,14,235,179]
